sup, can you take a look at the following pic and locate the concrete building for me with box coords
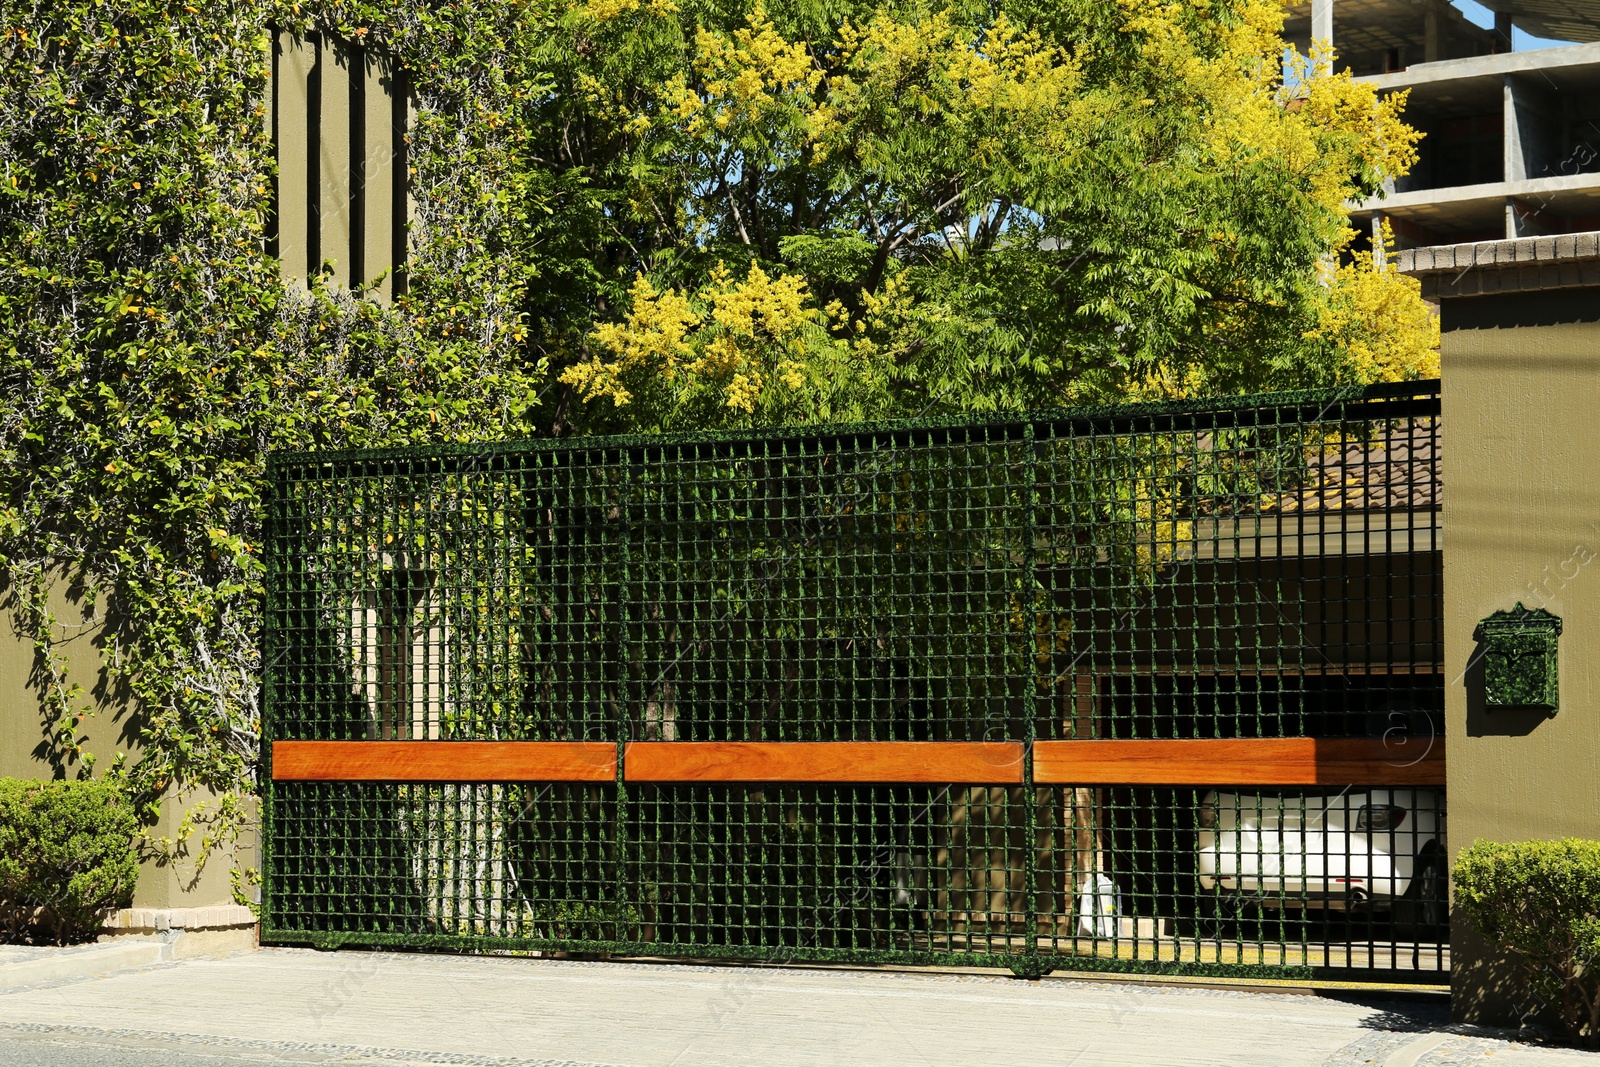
[1285,1,1600,249]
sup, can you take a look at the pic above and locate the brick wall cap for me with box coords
[102,904,257,932]
[1396,232,1600,275]
[1394,231,1600,295]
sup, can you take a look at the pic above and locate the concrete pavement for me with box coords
[0,948,1592,1066]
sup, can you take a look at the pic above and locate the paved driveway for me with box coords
[0,949,1590,1066]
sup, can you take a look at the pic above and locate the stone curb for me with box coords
[0,939,168,992]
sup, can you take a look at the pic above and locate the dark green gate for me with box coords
[261,381,1445,979]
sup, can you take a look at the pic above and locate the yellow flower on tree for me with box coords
[561,260,895,428]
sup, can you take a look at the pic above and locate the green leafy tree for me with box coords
[530,0,1435,432]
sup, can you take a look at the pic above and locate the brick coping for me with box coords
[1394,232,1600,299]
[103,905,258,933]
[1395,231,1600,274]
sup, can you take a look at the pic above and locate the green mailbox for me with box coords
[1478,604,1562,712]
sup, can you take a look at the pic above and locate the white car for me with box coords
[1196,788,1446,925]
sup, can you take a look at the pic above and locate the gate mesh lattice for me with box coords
[263,382,1445,978]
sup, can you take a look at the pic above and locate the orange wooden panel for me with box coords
[623,741,1026,784]
[271,741,617,783]
[1032,737,1446,786]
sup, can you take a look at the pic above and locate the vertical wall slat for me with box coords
[318,36,353,284]
[362,50,397,304]
[349,47,366,291]
[276,31,314,285]
[396,74,414,298]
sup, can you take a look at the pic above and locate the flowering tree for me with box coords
[535,0,1435,433]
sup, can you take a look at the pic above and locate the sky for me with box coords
[1448,0,1577,51]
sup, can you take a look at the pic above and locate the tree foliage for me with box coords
[538,0,1436,430]
[0,0,1437,869]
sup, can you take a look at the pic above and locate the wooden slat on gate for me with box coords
[272,738,1444,785]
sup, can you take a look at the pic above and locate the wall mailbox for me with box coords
[1478,604,1562,711]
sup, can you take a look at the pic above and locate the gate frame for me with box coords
[259,380,1446,981]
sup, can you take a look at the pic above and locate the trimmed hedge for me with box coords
[1456,838,1600,1047]
[0,778,139,944]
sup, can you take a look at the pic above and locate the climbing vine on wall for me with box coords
[0,0,552,866]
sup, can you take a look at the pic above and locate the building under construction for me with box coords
[1287,0,1600,248]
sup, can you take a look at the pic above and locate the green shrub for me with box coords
[1455,838,1600,1047]
[0,778,139,945]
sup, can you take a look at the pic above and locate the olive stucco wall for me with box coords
[0,578,250,910]
[1442,314,1600,1024]
[0,577,132,780]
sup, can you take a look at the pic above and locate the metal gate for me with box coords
[262,381,1445,979]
